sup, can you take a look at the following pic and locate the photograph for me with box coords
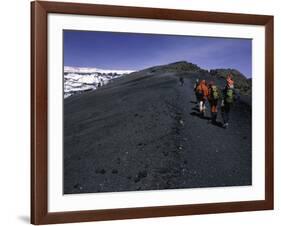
[30,1,274,224]
[63,30,253,194]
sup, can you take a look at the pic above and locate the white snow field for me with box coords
[64,66,134,98]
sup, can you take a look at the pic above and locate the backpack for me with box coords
[225,88,234,103]
[211,85,219,100]
[194,82,199,92]
[196,85,203,98]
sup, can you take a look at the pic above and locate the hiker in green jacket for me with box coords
[221,74,237,128]
[207,81,221,124]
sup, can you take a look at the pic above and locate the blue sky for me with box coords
[64,30,252,78]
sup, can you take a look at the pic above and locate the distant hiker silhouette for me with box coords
[179,77,184,86]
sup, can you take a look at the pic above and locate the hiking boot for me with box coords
[222,123,229,128]
[211,112,217,124]
[201,111,205,118]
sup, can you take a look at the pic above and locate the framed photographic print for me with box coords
[31,1,274,224]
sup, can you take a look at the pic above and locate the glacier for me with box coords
[64,66,134,98]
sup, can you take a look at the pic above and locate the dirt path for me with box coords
[152,78,252,189]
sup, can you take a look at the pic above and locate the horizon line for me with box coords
[64,61,251,78]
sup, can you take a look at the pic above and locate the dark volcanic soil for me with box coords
[64,70,252,194]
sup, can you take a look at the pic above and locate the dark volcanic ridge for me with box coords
[146,61,251,95]
[65,61,251,99]
[137,61,209,74]
[64,60,252,194]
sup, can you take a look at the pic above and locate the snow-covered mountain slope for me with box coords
[64,66,134,75]
[64,66,134,98]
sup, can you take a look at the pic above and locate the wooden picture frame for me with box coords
[31,1,274,224]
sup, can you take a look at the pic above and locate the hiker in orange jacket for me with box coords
[196,80,209,116]
[208,81,221,124]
